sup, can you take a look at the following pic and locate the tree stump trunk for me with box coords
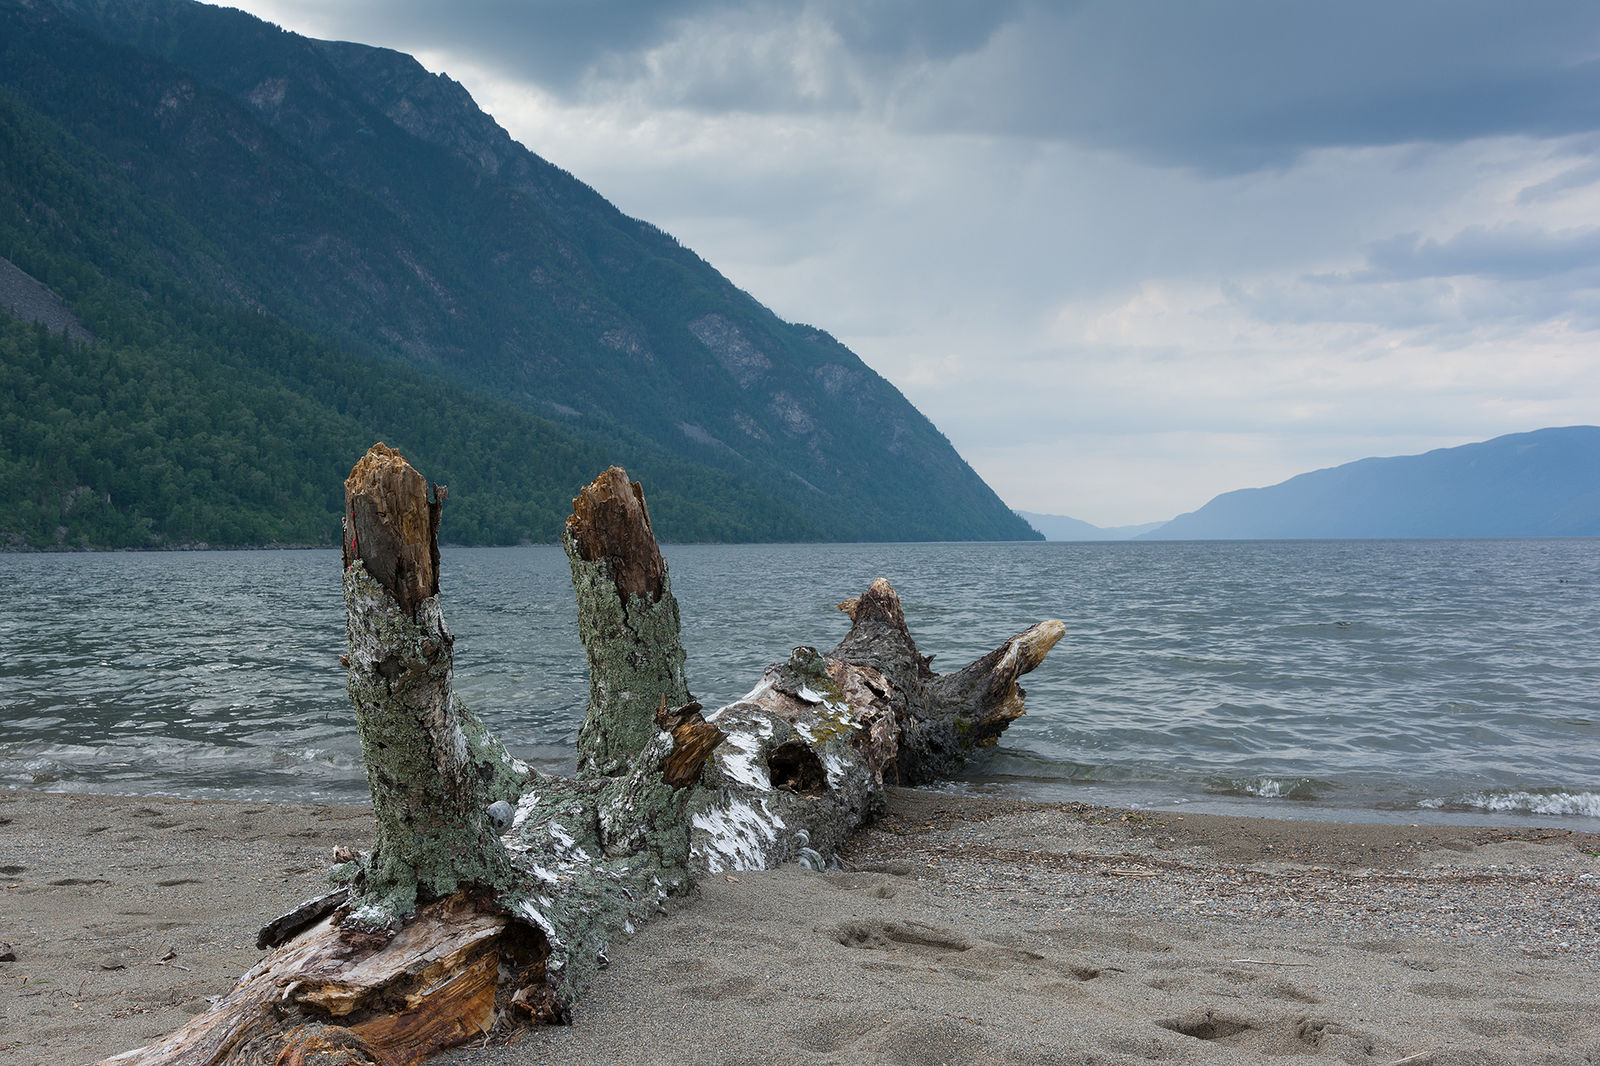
[98,450,1064,1066]
[338,444,526,936]
[563,465,693,778]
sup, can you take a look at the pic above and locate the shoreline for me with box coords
[4,789,1597,1065]
[935,780,1600,833]
[13,779,1600,836]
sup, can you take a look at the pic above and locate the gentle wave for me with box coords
[1205,775,1324,801]
[4,540,1599,829]
[1419,789,1600,819]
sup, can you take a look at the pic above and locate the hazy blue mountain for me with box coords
[0,0,1037,546]
[1141,427,1600,540]
[1015,511,1167,541]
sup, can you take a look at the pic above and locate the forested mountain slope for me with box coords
[0,0,1035,546]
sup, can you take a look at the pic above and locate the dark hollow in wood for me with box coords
[766,739,827,793]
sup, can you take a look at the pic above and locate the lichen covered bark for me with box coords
[563,468,692,777]
[497,761,696,1008]
[343,561,521,932]
[339,445,529,935]
[673,584,1066,869]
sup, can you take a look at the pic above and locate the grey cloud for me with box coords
[905,1,1600,172]
[295,0,1019,95]
[812,0,1026,60]
[1516,157,1600,205]
[1219,225,1600,331]
[1360,226,1600,282]
[1228,277,1600,346]
[256,0,1600,172]
[287,0,735,86]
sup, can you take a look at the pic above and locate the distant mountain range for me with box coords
[1015,511,1166,541]
[0,0,1035,547]
[1019,428,1600,541]
[1140,427,1600,540]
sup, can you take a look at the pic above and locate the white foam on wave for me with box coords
[1419,790,1600,818]
[1214,776,1318,800]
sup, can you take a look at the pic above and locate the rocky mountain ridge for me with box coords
[0,0,1036,546]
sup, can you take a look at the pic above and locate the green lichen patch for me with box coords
[565,532,692,777]
[341,564,517,930]
[770,645,844,703]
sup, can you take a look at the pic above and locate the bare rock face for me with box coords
[0,255,94,342]
[687,313,773,388]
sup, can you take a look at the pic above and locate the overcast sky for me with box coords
[220,0,1600,525]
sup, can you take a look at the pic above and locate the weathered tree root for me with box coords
[98,452,1064,1065]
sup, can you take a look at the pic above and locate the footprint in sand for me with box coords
[787,1007,896,1052]
[790,1011,987,1065]
[678,975,780,1003]
[1267,979,1321,1004]
[833,919,971,954]
[822,871,901,898]
[832,919,1104,995]
[1040,924,1175,954]
[1155,1009,1374,1057]
[1462,1011,1589,1041]
[1156,1009,1256,1042]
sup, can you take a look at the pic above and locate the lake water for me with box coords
[3,540,1598,830]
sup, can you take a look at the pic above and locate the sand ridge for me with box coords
[3,788,1597,1065]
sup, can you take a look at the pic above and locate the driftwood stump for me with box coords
[563,465,692,777]
[99,449,1064,1065]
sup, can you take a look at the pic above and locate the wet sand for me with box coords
[3,788,1597,1065]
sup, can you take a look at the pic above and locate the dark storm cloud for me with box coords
[904,0,1600,172]
[307,0,1021,92]
[810,0,1028,60]
[304,0,728,85]
[282,1,1600,172]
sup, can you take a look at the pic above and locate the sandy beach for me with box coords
[3,788,1597,1066]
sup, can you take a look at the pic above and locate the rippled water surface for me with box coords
[3,540,1597,828]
